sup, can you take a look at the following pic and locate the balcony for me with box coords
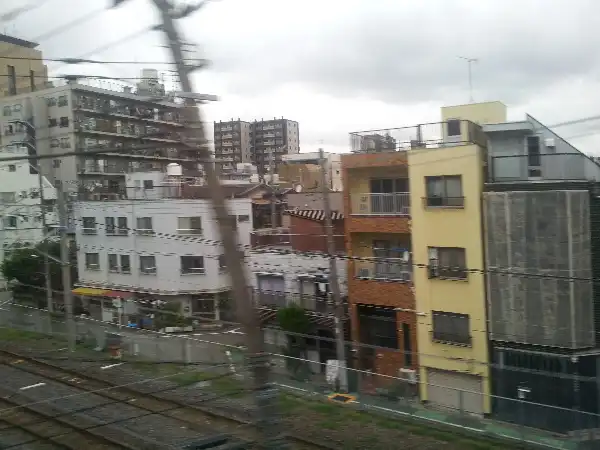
[250,228,291,248]
[490,153,600,183]
[349,120,486,153]
[354,258,412,282]
[78,164,128,175]
[74,96,183,126]
[351,192,410,216]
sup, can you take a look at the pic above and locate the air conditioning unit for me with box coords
[544,138,556,147]
[399,368,418,384]
[357,267,371,278]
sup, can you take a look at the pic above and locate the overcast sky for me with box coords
[5,0,600,154]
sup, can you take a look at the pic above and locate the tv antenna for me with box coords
[458,56,478,103]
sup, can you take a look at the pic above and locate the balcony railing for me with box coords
[422,196,465,208]
[253,289,335,315]
[351,192,410,216]
[349,120,486,153]
[490,153,600,183]
[354,258,412,282]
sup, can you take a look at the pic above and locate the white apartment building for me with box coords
[0,146,57,288]
[73,169,256,324]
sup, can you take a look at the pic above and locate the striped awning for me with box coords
[72,287,131,298]
[285,209,344,222]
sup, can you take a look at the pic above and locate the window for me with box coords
[7,65,16,96]
[371,240,410,280]
[432,311,471,345]
[180,255,205,274]
[3,216,17,228]
[48,118,57,127]
[50,139,60,148]
[177,216,202,234]
[4,124,14,136]
[218,254,227,271]
[105,217,116,234]
[120,255,131,273]
[402,323,412,367]
[0,192,15,203]
[527,135,541,167]
[228,215,238,230]
[29,70,35,92]
[257,275,286,307]
[8,165,15,172]
[143,180,154,190]
[58,95,68,107]
[139,255,156,274]
[53,159,61,168]
[424,175,464,207]
[60,137,71,148]
[428,247,467,280]
[85,253,100,270]
[357,305,398,349]
[370,178,409,193]
[117,217,128,235]
[446,119,461,137]
[46,97,57,107]
[3,106,11,117]
[82,217,97,234]
[237,214,250,223]
[136,217,153,235]
[59,117,69,127]
[108,254,119,272]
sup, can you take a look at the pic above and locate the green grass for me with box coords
[278,393,515,449]
[0,327,56,341]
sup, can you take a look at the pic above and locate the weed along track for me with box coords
[0,348,333,450]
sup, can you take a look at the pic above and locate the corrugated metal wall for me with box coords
[484,190,594,348]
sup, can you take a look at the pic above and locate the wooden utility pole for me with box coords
[269,148,277,228]
[56,179,75,352]
[318,148,347,392]
[142,1,287,448]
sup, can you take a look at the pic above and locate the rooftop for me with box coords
[349,120,486,153]
[0,33,39,49]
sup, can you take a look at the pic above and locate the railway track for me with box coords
[0,396,127,450]
[0,348,333,450]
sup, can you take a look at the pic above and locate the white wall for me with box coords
[0,148,57,287]
[246,251,348,296]
[74,198,252,294]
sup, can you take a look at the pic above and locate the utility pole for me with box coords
[36,164,53,314]
[269,148,277,228]
[56,179,74,352]
[141,1,287,448]
[318,148,347,392]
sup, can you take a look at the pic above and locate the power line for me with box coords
[0,54,204,66]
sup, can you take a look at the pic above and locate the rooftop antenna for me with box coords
[458,56,478,103]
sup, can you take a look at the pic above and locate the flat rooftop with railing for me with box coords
[349,120,486,153]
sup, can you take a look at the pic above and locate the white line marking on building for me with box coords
[19,383,46,391]
[100,363,124,370]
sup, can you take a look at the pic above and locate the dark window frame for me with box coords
[424,175,464,208]
[357,305,399,349]
[432,311,471,346]
[429,246,467,280]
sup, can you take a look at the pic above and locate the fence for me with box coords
[0,302,596,448]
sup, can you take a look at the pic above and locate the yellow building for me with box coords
[409,103,506,415]
[0,33,48,97]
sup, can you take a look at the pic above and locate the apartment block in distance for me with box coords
[213,119,252,172]
[0,34,48,98]
[251,118,300,175]
[343,131,416,386]
[483,107,600,434]
[408,103,502,416]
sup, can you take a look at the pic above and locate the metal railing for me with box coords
[351,192,410,216]
[354,258,412,282]
[422,196,465,208]
[490,153,600,182]
[349,120,486,153]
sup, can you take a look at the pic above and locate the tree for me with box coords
[277,304,312,380]
[1,240,77,301]
[153,301,191,330]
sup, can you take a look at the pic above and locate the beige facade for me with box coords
[0,34,48,98]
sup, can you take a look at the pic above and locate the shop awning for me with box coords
[72,288,131,298]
